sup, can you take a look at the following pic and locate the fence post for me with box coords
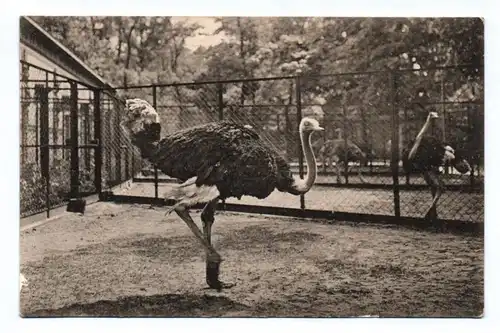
[440,77,449,176]
[152,85,159,199]
[468,106,475,187]
[69,82,80,199]
[343,105,349,184]
[390,71,401,218]
[38,86,50,218]
[295,76,305,210]
[114,101,123,183]
[93,89,102,195]
[217,82,224,121]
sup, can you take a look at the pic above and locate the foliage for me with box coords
[31,16,483,160]
[20,160,95,216]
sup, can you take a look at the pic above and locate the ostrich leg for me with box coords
[173,206,230,291]
[201,199,218,246]
[333,156,343,184]
[200,199,236,290]
[422,170,444,225]
[356,161,368,184]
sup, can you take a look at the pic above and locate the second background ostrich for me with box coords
[402,111,471,222]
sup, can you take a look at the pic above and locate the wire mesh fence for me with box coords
[19,61,141,218]
[20,59,483,224]
[394,66,483,221]
[117,65,483,224]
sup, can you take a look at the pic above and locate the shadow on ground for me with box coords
[22,293,250,317]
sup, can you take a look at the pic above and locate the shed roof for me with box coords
[20,16,114,89]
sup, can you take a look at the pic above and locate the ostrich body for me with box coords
[122,98,323,290]
[402,111,471,221]
[318,128,368,184]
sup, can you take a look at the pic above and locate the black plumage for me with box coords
[149,121,297,200]
[402,136,447,173]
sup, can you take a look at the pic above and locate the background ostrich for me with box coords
[122,98,323,290]
[318,128,368,184]
[402,111,472,221]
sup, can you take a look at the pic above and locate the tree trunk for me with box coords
[123,22,136,88]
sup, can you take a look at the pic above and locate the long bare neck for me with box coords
[291,130,317,194]
[408,117,432,160]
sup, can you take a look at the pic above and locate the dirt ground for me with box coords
[20,202,483,318]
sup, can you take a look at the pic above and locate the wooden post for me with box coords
[93,90,102,195]
[390,72,401,217]
[295,76,305,210]
[70,82,79,199]
[152,86,159,199]
[38,86,50,218]
[343,105,349,184]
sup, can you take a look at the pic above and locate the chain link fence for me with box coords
[20,59,483,224]
[19,60,141,218]
[394,66,483,221]
[118,66,483,223]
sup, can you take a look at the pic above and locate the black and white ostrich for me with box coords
[122,98,323,290]
[317,128,368,184]
[402,111,471,220]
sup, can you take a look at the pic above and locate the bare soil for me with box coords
[20,202,483,318]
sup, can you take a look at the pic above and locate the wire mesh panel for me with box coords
[108,65,483,225]
[394,66,483,222]
[99,91,142,191]
[19,61,101,217]
[299,72,396,215]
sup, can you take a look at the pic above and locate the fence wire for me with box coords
[20,61,97,217]
[20,60,483,224]
[19,61,142,218]
[394,67,483,221]
[118,66,483,223]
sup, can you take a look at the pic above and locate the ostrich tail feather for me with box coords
[163,177,220,207]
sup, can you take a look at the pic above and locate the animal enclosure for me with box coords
[19,61,142,218]
[20,61,483,225]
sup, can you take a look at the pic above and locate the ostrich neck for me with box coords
[292,130,317,194]
[134,137,160,164]
[408,118,432,160]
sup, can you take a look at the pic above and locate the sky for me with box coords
[171,16,226,50]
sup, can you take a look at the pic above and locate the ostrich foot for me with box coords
[424,207,436,220]
[205,260,236,291]
[424,207,445,231]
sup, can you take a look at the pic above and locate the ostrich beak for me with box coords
[315,126,324,131]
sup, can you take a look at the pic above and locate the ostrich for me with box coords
[122,98,323,290]
[402,111,471,220]
[318,128,368,184]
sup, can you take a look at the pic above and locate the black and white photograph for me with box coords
[18,13,484,318]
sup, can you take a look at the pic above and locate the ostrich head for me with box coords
[122,98,162,144]
[300,117,324,133]
[444,145,472,174]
